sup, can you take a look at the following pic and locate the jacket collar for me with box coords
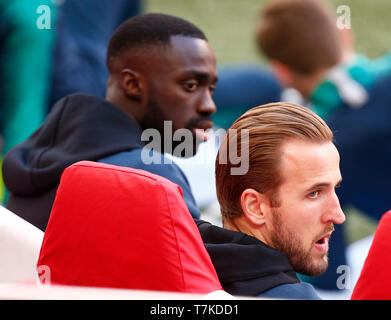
[196,219,300,296]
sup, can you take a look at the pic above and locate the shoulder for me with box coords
[99,149,201,219]
[100,149,187,181]
[259,282,321,300]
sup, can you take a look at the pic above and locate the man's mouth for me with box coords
[314,232,332,253]
[193,120,213,142]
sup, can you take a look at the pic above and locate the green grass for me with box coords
[145,0,388,243]
[345,207,377,244]
[146,0,391,64]
[333,0,391,58]
[145,0,263,65]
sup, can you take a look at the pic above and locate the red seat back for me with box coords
[37,161,222,294]
[351,210,391,299]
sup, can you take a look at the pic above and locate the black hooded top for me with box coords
[3,94,145,230]
[196,220,321,299]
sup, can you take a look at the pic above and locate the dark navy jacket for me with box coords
[196,220,321,300]
[3,94,200,231]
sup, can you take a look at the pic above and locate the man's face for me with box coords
[140,35,218,156]
[268,139,345,276]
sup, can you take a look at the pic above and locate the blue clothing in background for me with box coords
[212,64,282,129]
[49,0,142,108]
[259,283,321,300]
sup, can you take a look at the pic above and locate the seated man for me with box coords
[197,102,346,299]
[2,13,218,231]
[255,0,391,290]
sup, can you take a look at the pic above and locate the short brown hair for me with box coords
[215,102,333,221]
[256,0,342,74]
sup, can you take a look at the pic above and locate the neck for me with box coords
[224,217,270,246]
[292,67,330,98]
[106,86,142,127]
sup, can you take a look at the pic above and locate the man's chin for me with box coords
[294,257,328,277]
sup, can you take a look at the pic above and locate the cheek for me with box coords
[170,106,197,130]
[162,94,194,115]
[158,101,190,127]
[169,112,192,131]
[279,198,321,231]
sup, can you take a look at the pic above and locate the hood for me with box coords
[196,220,300,296]
[3,94,144,196]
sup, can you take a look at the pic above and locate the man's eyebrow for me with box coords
[181,70,218,83]
[305,178,343,192]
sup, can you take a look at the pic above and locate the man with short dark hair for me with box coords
[3,13,218,231]
[198,102,346,299]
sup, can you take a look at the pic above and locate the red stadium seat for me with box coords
[37,161,222,294]
[351,210,391,300]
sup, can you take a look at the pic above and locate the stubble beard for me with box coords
[141,95,200,157]
[269,208,329,277]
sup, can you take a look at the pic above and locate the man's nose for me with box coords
[198,89,217,115]
[322,193,346,225]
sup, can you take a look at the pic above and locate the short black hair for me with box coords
[106,13,208,70]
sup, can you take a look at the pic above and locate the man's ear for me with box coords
[270,60,293,88]
[120,68,144,101]
[240,188,272,227]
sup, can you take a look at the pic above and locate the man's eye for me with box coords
[209,85,216,94]
[308,191,319,199]
[184,81,198,92]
